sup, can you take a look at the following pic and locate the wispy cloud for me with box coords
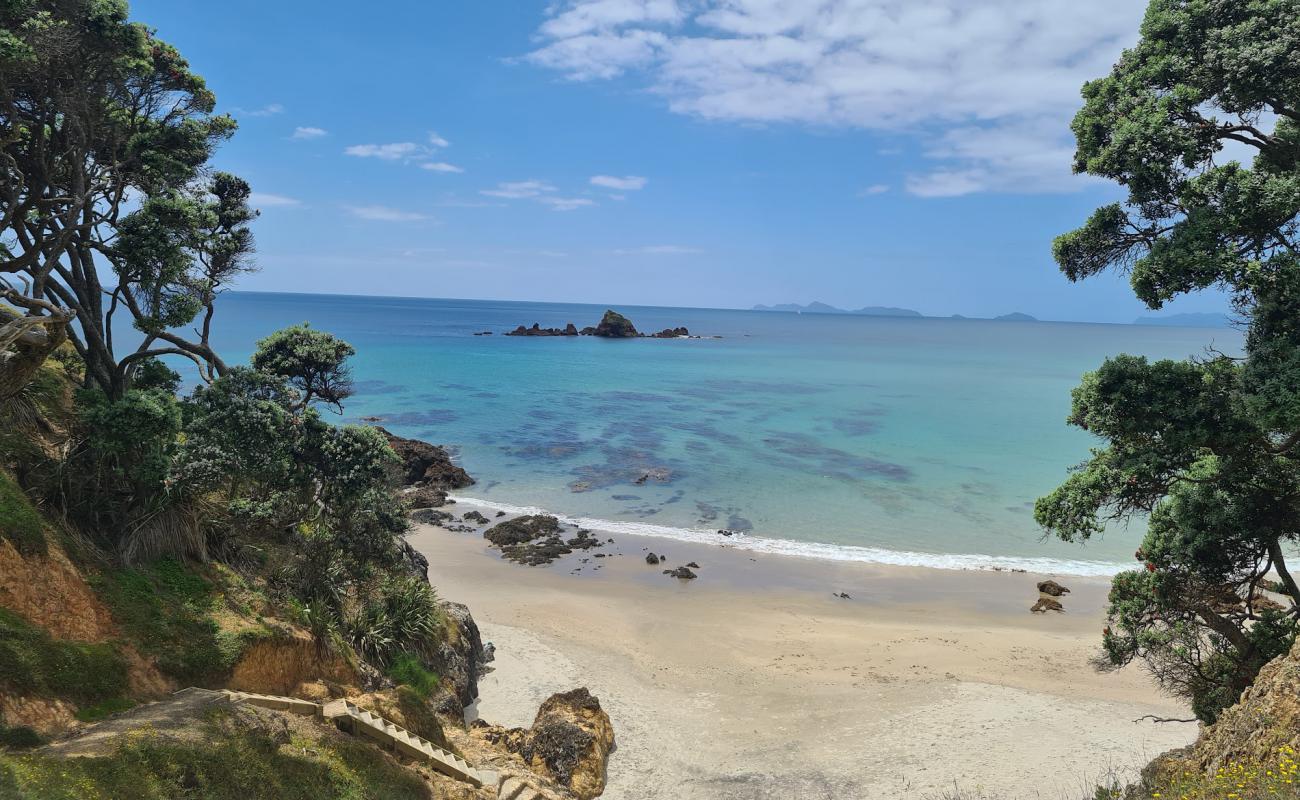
[614,244,702,255]
[345,142,426,161]
[590,174,648,191]
[249,192,301,208]
[233,103,284,118]
[346,205,429,222]
[428,131,451,148]
[291,126,328,140]
[421,161,465,174]
[539,196,596,211]
[858,184,890,196]
[481,180,557,199]
[526,0,1144,195]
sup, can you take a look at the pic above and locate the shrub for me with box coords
[386,653,439,699]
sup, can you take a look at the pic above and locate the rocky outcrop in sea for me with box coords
[505,309,701,339]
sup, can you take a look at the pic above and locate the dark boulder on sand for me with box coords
[1037,580,1070,597]
[484,515,604,565]
[1031,597,1064,613]
[645,553,660,565]
[664,566,697,580]
[485,515,563,547]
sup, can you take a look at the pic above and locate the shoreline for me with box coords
[410,515,1198,800]
[448,494,1130,578]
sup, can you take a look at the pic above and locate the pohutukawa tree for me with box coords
[1036,0,1300,722]
[0,0,255,400]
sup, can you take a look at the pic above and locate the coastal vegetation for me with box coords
[1036,0,1300,727]
[0,4,618,799]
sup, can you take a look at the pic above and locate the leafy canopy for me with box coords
[1037,0,1300,723]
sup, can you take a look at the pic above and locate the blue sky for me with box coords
[131,0,1231,323]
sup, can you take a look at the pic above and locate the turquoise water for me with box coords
[212,292,1242,574]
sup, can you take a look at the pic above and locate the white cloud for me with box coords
[346,205,429,222]
[428,131,451,148]
[421,162,465,173]
[481,180,557,199]
[526,0,1146,195]
[539,196,596,211]
[345,142,426,160]
[291,126,328,140]
[590,174,648,190]
[614,244,701,254]
[233,103,284,117]
[858,184,890,196]
[249,192,301,208]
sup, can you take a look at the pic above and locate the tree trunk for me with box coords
[0,311,71,401]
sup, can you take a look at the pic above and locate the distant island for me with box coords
[993,312,1037,322]
[752,302,922,317]
[1133,312,1233,328]
[506,309,698,339]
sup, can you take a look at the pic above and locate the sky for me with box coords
[130,0,1233,323]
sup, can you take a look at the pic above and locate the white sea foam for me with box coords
[447,495,1126,577]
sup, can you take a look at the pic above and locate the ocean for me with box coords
[210,291,1242,575]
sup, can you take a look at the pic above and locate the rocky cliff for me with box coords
[1134,638,1300,797]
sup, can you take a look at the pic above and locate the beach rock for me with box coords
[463,510,489,524]
[1037,580,1070,597]
[495,510,506,517]
[591,309,638,338]
[686,561,700,569]
[665,566,697,580]
[497,688,614,800]
[837,592,851,599]
[375,426,474,489]
[401,484,447,509]
[424,601,491,709]
[484,515,603,565]
[485,515,563,547]
[396,537,429,581]
[409,508,453,526]
[645,553,660,565]
[1030,597,1064,613]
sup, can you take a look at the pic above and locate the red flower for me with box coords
[1145,562,1157,572]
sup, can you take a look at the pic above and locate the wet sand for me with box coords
[409,520,1198,800]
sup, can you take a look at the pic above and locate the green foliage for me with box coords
[0,725,43,750]
[252,324,356,412]
[345,578,442,668]
[0,607,129,705]
[79,389,182,496]
[1042,0,1300,721]
[0,710,432,800]
[0,472,45,555]
[386,653,439,700]
[92,559,262,686]
[0,0,255,396]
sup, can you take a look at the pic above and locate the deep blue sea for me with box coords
[209,292,1243,575]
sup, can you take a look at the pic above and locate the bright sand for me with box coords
[408,522,1199,800]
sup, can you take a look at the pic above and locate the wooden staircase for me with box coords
[320,698,496,788]
[216,689,496,790]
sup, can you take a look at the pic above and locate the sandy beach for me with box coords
[409,519,1198,800]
